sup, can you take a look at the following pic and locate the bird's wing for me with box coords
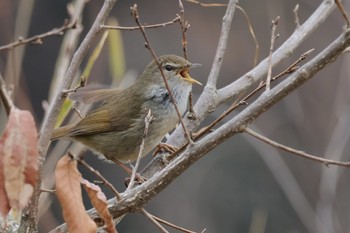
[69,88,121,104]
[66,87,144,137]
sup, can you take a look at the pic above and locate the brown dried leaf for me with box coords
[55,155,96,233]
[81,179,117,233]
[0,108,38,217]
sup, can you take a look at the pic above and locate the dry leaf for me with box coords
[82,179,117,233]
[0,108,38,217]
[55,155,97,233]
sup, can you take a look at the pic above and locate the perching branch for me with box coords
[51,22,350,233]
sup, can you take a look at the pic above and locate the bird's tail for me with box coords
[51,125,74,140]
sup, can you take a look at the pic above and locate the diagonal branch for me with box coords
[244,128,350,167]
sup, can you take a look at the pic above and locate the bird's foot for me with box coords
[153,143,178,156]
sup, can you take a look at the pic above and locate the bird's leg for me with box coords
[153,143,178,156]
[111,158,145,185]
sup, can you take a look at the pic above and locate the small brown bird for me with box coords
[51,55,201,166]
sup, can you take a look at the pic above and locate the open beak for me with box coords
[180,63,202,85]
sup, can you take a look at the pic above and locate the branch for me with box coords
[100,16,180,30]
[206,0,238,87]
[335,0,350,28]
[0,20,77,52]
[19,0,117,231]
[265,16,279,91]
[244,128,350,167]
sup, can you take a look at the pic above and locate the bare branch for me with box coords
[148,213,197,233]
[244,128,350,168]
[335,0,350,28]
[126,110,153,191]
[236,5,259,66]
[265,16,279,91]
[141,209,169,233]
[293,4,300,28]
[185,0,227,7]
[0,20,77,52]
[178,0,189,59]
[77,157,122,200]
[207,0,238,87]
[101,16,180,30]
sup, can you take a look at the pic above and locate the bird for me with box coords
[51,54,201,169]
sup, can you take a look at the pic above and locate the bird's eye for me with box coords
[165,64,174,71]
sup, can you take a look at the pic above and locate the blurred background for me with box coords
[1,0,350,232]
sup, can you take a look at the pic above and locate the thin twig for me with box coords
[141,209,169,233]
[178,0,189,60]
[244,128,350,168]
[0,74,14,115]
[207,0,238,87]
[178,0,196,116]
[149,213,196,233]
[335,0,350,28]
[185,0,227,7]
[61,75,87,95]
[101,16,180,30]
[130,4,194,144]
[127,109,153,191]
[76,155,121,200]
[236,5,259,66]
[0,20,77,52]
[293,4,300,28]
[72,101,84,119]
[40,188,56,194]
[265,16,279,91]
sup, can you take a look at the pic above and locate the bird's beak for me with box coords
[180,63,202,85]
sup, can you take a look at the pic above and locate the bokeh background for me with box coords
[1,0,350,232]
